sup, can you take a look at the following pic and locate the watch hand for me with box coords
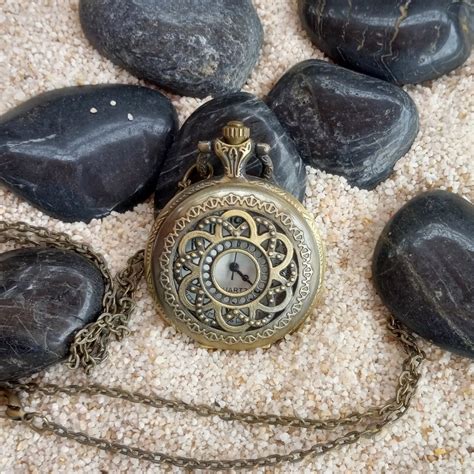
[240,273,253,285]
[231,253,238,281]
[229,262,253,285]
[235,268,253,285]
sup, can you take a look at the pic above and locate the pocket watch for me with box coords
[145,121,325,350]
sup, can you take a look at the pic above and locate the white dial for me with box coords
[213,250,258,294]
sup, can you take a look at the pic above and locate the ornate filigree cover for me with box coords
[145,122,325,350]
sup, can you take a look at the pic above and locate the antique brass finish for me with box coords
[0,387,24,421]
[145,121,325,349]
[222,120,250,145]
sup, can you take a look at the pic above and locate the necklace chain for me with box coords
[0,220,144,373]
[0,220,425,470]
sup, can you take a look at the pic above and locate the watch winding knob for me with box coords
[222,121,251,145]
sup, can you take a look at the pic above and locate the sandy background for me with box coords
[1,0,473,472]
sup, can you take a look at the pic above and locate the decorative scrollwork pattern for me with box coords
[173,209,298,333]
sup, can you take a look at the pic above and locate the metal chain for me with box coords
[0,220,144,373]
[178,151,214,190]
[67,249,144,373]
[0,220,425,470]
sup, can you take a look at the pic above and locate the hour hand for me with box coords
[240,273,253,285]
[229,263,253,285]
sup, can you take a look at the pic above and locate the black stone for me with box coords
[266,60,418,189]
[373,190,474,359]
[79,0,263,98]
[0,247,105,381]
[154,92,307,211]
[299,0,472,84]
[0,85,177,222]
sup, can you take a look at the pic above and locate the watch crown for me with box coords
[222,121,250,145]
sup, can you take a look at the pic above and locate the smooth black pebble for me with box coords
[154,92,307,211]
[299,0,472,84]
[79,0,263,98]
[266,60,419,189]
[373,190,474,359]
[0,85,178,222]
[0,247,105,381]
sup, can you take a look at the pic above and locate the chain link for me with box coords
[67,249,144,373]
[178,151,214,190]
[0,220,144,373]
[0,220,425,470]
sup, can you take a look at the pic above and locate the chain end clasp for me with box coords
[0,387,25,421]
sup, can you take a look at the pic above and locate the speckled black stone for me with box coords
[79,0,263,98]
[266,60,418,189]
[299,0,472,84]
[154,92,307,211]
[0,85,177,222]
[0,247,105,381]
[373,190,474,359]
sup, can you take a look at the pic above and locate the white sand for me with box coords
[1,0,473,472]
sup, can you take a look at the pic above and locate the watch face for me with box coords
[209,243,263,296]
[172,210,300,332]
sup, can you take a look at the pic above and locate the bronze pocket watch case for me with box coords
[145,121,325,349]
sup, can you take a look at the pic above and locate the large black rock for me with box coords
[299,0,472,84]
[79,0,263,98]
[154,92,307,211]
[373,190,474,359]
[266,60,418,189]
[0,85,177,222]
[0,247,105,381]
